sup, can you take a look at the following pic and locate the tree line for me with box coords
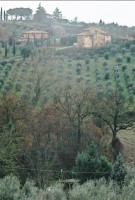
[0,3,63,22]
[0,7,32,21]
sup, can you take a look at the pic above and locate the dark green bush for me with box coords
[104,52,109,60]
[20,46,31,60]
[9,59,15,64]
[73,143,112,184]
[85,59,90,65]
[15,82,22,92]
[103,61,108,66]
[6,64,12,70]
[0,77,4,85]
[77,62,82,67]
[121,48,126,55]
[4,83,11,91]
[132,67,135,72]
[122,64,127,71]
[116,56,123,63]
[127,56,131,63]
[87,65,90,71]
[0,60,8,66]
[127,82,133,89]
[104,72,110,80]
[0,65,3,70]
[76,67,81,75]
[129,95,134,103]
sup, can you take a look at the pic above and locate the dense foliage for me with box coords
[0,174,135,200]
[73,143,112,183]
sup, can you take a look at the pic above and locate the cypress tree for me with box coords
[4,10,5,21]
[41,34,43,46]
[5,12,8,21]
[34,34,36,46]
[13,38,16,56]
[1,7,3,20]
[27,34,30,45]
[5,42,7,57]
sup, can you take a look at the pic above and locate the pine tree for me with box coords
[73,143,112,183]
[33,3,47,23]
[111,153,127,185]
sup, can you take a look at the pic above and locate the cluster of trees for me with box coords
[0,7,7,21]
[0,7,32,21]
[0,82,132,187]
[74,143,127,185]
[0,3,63,22]
[0,37,17,57]
[6,7,32,20]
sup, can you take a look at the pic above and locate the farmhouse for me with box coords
[77,27,111,48]
[23,30,48,41]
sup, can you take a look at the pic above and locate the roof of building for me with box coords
[77,32,94,36]
[77,27,110,37]
[24,30,48,34]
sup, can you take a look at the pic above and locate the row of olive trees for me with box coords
[2,173,135,200]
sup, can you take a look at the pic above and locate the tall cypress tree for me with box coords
[5,42,7,57]
[34,34,36,46]
[41,34,43,46]
[5,12,8,21]
[4,10,5,21]
[1,7,3,20]
[13,37,16,56]
[27,34,30,45]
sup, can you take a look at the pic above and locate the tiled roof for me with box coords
[77,27,110,37]
[77,32,93,36]
[24,30,48,34]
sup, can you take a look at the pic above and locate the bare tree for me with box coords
[54,84,95,149]
[93,90,132,150]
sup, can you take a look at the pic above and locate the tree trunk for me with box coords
[112,131,117,145]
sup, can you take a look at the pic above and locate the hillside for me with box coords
[0,19,87,39]
[0,10,135,184]
[1,18,135,40]
[119,123,135,166]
